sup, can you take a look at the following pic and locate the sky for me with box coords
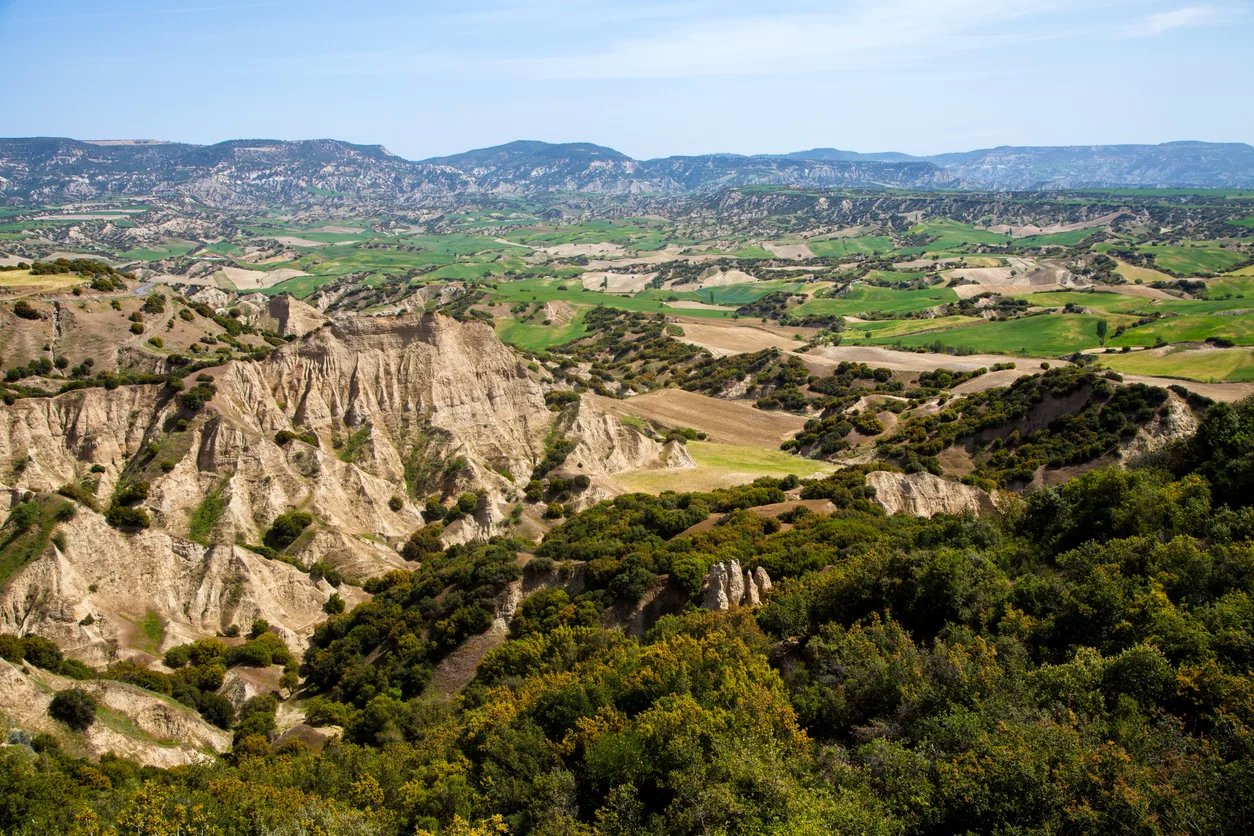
[0,0,1250,160]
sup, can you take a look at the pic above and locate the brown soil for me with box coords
[673,319,810,356]
[587,390,807,447]
[805,345,1048,373]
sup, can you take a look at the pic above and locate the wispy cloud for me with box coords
[511,0,1059,80]
[1122,6,1220,37]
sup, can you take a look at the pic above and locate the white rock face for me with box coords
[0,509,347,665]
[560,399,694,478]
[702,560,772,611]
[0,312,690,662]
[865,470,998,518]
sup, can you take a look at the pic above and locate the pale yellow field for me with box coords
[0,269,84,294]
[1115,260,1175,284]
[1098,346,1254,384]
[614,440,835,493]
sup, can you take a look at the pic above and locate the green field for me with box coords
[485,277,737,349]
[199,241,244,257]
[1137,244,1246,275]
[1207,275,1254,298]
[1012,227,1106,248]
[900,219,1010,254]
[240,225,364,244]
[487,278,731,319]
[1018,290,1148,315]
[253,234,536,296]
[1114,260,1175,284]
[497,311,589,351]
[844,315,984,340]
[503,219,689,252]
[806,235,895,258]
[1108,313,1254,347]
[1099,347,1254,383]
[793,283,958,317]
[867,313,1108,356]
[118,239,198,261]
[690,243,776,259]
[862,269,926,285]
[727,244,775,259]
[651,280,806,306]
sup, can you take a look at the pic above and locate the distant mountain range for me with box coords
[0,137,1251,207]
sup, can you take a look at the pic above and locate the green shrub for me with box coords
[21,635,63,669]
[401,524,444,562]
[263,511,313,551]
[48,688,97,731]
[323,593,346,615]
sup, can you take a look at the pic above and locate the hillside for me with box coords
[782,141,1254,190]
[0,309,689,670]
[1,396,1252,832]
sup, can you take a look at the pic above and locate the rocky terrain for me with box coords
[0,312,688,670]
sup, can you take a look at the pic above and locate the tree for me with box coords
[48,688,97,731]
[263,511,313,551]
[1096,318,1108,345]
[401,524,445,562]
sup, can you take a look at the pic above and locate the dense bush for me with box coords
[878,367,1177,484]
[48,689,96,731]
[12,300,41,320]
[4,397,1254,834]
[263,511,313,551]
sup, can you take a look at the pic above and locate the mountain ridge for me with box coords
[1,136,1251,207]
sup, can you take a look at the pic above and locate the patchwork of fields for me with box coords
[3,195,1250,382]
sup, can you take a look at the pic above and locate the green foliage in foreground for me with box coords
[2,398,1254,834]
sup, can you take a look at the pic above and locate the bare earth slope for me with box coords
[0,312,683,664]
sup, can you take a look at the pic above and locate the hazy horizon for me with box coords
[0,0,1250,160]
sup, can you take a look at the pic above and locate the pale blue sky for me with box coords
[0,0,1249,159]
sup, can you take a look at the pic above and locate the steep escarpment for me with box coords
[866,470,1000,517]
[0,312,684,664]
